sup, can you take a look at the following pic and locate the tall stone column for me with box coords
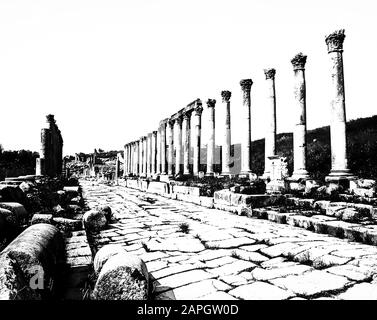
[183,111,192,175]
[167,120,174,175]
[139,139,143,176]
[152,131,157,174]
[221,91,232,175]
[240,79,253,175]
[325,29,353,182]
[135,141,139,175]
[174,116,183,175]
[129,143,133,175]
[156,128,161,174]
[263,69,277,178]
[291,53,310,180]
[146,133,151,176]
[206,99,216,175]
[143,136,148,177]
[123,144,128,176]
[193,101,203,176]
[130,142,135,175]
[160,120,167,174]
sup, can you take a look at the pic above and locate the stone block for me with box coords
[0,223,64,299]
[0,202,28,225]
[147,181,169,195]
[31,213,53,225]
[92,253,149,300]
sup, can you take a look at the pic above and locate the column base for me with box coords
[220,172,235,178]
[205,172,214,177]
[325,169,356,182]
[289,170,310,181]
[238,172,258,180]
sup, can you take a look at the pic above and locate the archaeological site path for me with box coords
[81,179,377,300]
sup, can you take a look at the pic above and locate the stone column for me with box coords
[206,99,216,175]
[263,69,277,178]
[183,111,192,175]
[124,145,128,176]
[174,116,183,175]
[130,142,135,175]
[160,120,167,174]
[240,79,253,175]
[138,138,143,176]
[115,154,120,180]
[143,136,147,177]
[290,53,310,180]
[325,29,354,181]
[156,128,161,174]
[193,101,203,176]
[151,131,157,175]
[221,91,232,175]
[167,120,174,175]
[135,141,139,175]
[146,134,151,177]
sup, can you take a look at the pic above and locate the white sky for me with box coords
[0,0,376,156]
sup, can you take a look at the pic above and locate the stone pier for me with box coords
[193,100,203,176]
[240,79,253,175]
[183,111,192,175]
[290,53,310,180]
[324,29,354,183]
[123,144,128,177]
[147,133,152,177]
[35,114,63,177]
[143,136,147,177]
[263,69,277,179]
[221,91,232,176]
[206,99,216,175]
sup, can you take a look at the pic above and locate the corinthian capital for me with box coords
[221,90,231,103]
[206,99,216,108]
[240,79,253,91]
[264,69,276,80]
[325,29,345,53]
[291,52,307,70]
[183,110,192,120]
[194,105,203,116]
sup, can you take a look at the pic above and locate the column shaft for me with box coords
[193,103,203,175]
[167,121,174,175]
[240,79,253,174]
[206,99,216,175]
[221,91,232,175]
[160,122,167,174]
[183,112,191,175]
[174,118,183,175]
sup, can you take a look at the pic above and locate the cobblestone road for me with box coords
[81,180,377,300]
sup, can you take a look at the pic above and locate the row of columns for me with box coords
[123,29,353,182]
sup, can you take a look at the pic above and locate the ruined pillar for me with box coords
[156,128,161,174]
[240,79,253,175]
[193,101,203,176]
[167,120,174,175]
[221,91,232,175]
[325,29,354,182]
[174,116,183,175]
[290,53,310,180]
[151,131,157,175]
[130,142,135,175]
[183,111,192,175]
[160,120,167,174]
[134,142,139,175]
[263,69,277,178]
[123,145,127,177]
[206,99,216,175]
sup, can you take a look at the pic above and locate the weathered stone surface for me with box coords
[338,283,377,300]
[0,223,64,299]
[0,185,26,204]
[99,205,112,222]
[53,217,82,231]
[31,213,53,225]
[83,209,107,232]
[251,264,312,281]
[0,202,28,225]
[92,252,149,300]
[229,282,293,300]
[93,244,126,274]
[271,270,350,296]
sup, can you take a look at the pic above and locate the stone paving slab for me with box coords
[79,179,377,300]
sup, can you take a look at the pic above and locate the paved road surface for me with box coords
[81,179,377,300]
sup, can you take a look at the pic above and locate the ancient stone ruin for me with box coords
[35,114,63,177]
